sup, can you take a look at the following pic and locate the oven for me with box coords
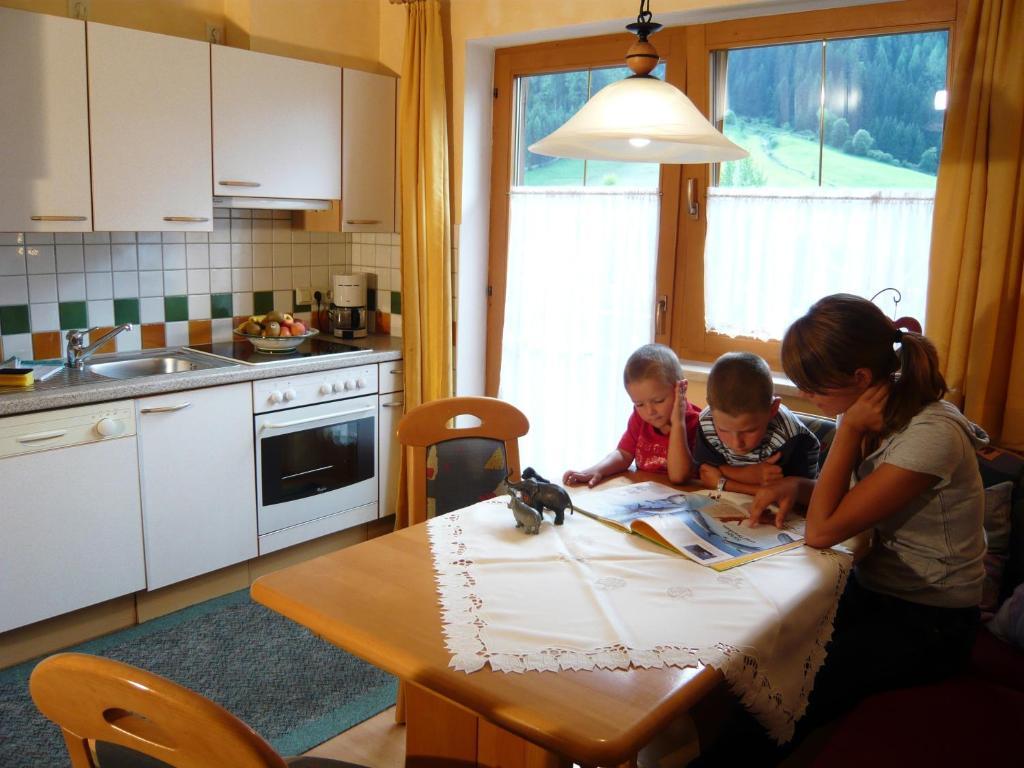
[253,365,379,554]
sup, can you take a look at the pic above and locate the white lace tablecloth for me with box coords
[428,495,851,742]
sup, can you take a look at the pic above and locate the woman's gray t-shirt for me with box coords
[853,400,988,608]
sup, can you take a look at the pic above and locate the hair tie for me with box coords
[893,329,904,344]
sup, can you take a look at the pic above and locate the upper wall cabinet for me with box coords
[342,70,398,233]
[0,8,92,233]
[87,23,213,232]
[212,46,341,201]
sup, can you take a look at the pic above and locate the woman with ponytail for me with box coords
[749,293,988,735]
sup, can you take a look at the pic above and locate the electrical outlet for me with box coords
[205,23,224,45]
[294,288,312,306]
[67,0,89,20]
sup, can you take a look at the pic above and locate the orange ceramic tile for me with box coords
[376,312,391,334]
[31,331,62,361]
[141,324,166,349]
[188,320,212,346]
[89,327,117,355]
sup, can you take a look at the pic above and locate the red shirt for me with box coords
[616,402,701,473]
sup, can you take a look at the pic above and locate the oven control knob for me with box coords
[95,417,123,437]
[355,377,367,389]
[319,383,333,395]
[269,391,284,404]
[333,381,345,393]
[284,389,297,402]
[344,380,355,391]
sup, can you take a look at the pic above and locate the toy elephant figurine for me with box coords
[504,473,575,526]
[508,495,542,534]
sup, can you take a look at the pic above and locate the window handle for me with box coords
[655,295,668,335]
[686,178,699,219]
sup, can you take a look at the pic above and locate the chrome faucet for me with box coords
[65,324,133,368]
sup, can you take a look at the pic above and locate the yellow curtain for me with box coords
[395,0,454,529]
[926,0,1024,451]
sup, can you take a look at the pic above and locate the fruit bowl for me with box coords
[234,328,319,353]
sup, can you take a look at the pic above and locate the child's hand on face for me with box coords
[670,379,689,427]
[842,383,889,435]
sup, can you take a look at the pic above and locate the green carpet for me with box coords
[0,589,397,767]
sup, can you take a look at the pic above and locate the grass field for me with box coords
[522,156,661,187]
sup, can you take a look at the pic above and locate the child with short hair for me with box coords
[696,351,820,495]
[563,343,700,487]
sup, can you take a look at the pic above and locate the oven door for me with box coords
[254,394,377,535]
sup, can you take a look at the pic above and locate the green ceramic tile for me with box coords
[253,291,274,314]
[390,291,402,315]
[0,304,30,335]
[366,290,377,311]
[164,295,189,322]
[58,301,88,330]
[114,298,140,325]
[211,293,233,319]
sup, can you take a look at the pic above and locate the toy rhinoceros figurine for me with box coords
[508,495,542,534]
[504,469,575,526]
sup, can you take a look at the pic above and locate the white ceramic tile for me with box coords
[252,219,274,243]
[291,244,310,266]
[162,244,186,270]
[0,333,32,360]
[211,243,232,268]
[186,230,209,243]
[308,231,328,243]
[233,291,254,316]
[187,269,210,294]
[54,233,83,245]
[111,244,138,271]
[187,294,211,320]
[252,209,272,219]
[84,232,110,244]
[86,272,113,300]
[57,272,86,302]
[253,244,272,268]
[252,268,273,291]
[392,233,400,245]
[84,244,112,272]
[376,269,389,291]
[28,274,58,303]
[229,243,251,268]
[211,217,231,244]
[140,296,165,323]
[164,321,189,346]
[328,232,346,243]
[390,268,401,293]
[211,317,234,342]
[230,219,252,244]
[30,302,59,332]
[214,207,230,219]
[0,275,28,304]
[309,244,328,266]
[329,243,346,266]
[272,267,292,290]
[161,231,185,244]
[0,233,24,246]
[290,230,310,244]
[186,243,210,269]
[0,246,26,275]
[210,268,232,293]
[231,209,251,219]
[272,220,292,244]
[231,268,252,292]
[110,231,135,244]
[291,267,310,290]
[310,266,328,291]
[273,210,290,220]
[163,270,187,295]
[137,231,162,244]
[26,245,56,274]
[25,232,54,245]
[115,326,142,352]
[390,246,401,269]
[87,299,114,327]
[272,243,291,267]
[273,290,292,313]
[138,271,164,297]
[390,313,402,337]
[56,245,85,273]
[113,271,139,298]
[138,244,162,271]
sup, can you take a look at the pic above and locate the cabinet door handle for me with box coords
[218,180,261,187]
[345,219,381,225]
[381,401,404,408]
[30,215,87,222]
[163,216,210,223]
[389,368,403,375]
[16,430,67,443]
[140,403,192,414]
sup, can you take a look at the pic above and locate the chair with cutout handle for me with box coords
[29,652,367,768]
[397,395,530,527]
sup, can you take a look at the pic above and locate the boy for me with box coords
[696,352,820,495]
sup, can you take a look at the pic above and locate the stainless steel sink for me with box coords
[88,356,203,379]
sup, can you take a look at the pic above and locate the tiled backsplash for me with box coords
[0,208,401,362]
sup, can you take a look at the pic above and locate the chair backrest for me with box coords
[794,411,837,474]
[30,653,287,768]
[397,396,529,526]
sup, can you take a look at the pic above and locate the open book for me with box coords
[574,481,805,570]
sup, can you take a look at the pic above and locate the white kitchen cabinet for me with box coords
[137,383,257,590]
[343,69,398,233]
[378,360,404,518]
[87,23,212,232]
[212,46,341,201]
[0,7,92,233]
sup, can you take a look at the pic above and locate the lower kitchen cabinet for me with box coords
[136,383,257,590]
[378,360,404,518]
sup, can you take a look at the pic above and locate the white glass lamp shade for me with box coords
[529,76,749,164]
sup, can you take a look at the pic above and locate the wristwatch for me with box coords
[716,476,727,493]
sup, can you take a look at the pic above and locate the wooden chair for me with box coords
[29,652,366,768]
[397,395,530,527]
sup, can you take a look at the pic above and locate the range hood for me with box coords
[212,196,332,211]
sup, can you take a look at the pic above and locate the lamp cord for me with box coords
[636,0,652,25]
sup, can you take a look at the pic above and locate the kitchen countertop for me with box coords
[0,334,403,417]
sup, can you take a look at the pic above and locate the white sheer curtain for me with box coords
[498,188,660,480]
[704,188,935,339]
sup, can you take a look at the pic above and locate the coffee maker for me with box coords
[329,273,368,339]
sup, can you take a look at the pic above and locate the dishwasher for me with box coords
[0,400,146,633]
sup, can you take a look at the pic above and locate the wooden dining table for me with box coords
[250,473,842,767]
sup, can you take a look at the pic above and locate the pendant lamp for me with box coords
[528,0,748,164]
